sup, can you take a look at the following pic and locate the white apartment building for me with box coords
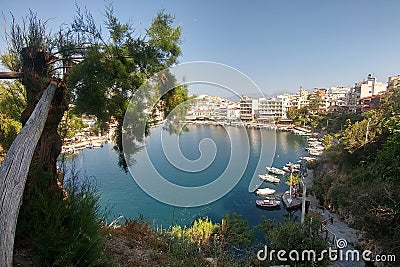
[327,86,351,99]
[324,86,352,112]
[356,74,387,99]
[257,95,291,121]
[240,96,256,121]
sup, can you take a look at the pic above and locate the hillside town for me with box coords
[185,74,400,122]
[56,73,400,151]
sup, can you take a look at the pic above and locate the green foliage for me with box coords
[169,217,218,245]
[3,10,52,72]
[375,132,400,182]
[67,7,188,171]
[308,93,323,113]
[147,11,182,67]
[222,213,255,248]
[287,106,309,126]
[0,81,26,150]
[108,214,332,266]
[341,116,381,153]
[164,214,256,266]
[312,86,400,258]
[322,134,333,149]
[58,112,88,139]
[15,172,111,266]
[326,182,350,207]
[69,8,183,124]
[260,217,330,267]
[285,173,301,187]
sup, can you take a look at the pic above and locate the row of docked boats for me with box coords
[255,159,309,209]
[255,135,321,210]
[306,137,325,156]
[254,164,288,208]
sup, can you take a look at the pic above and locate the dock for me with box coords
[281,191,303,210]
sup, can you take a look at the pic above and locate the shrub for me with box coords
[15,171,111,266]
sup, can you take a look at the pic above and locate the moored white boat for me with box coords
[258,174,280,183]
[309,149,323,156]
[92,142,103,148]
[256,187,276,196]
[285,162,300,169]
[266,167,285,175]
[300,156,317,162]
[256,199,281,208]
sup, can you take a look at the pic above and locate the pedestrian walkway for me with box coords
[304,168,366,267]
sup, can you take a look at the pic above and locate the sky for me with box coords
[1,0,400,97]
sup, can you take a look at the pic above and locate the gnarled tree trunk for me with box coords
[18,48,68,203]
[0,81,57,267]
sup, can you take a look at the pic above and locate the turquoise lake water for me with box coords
[63,125,308,228]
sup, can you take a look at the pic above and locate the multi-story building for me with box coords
[258,98,270,121]
[388,75,400,88]
[186,74,396,120]
[324,86,352,113]
[240,96,255,121]
[227,104,240,121]
[290,88,310,109]
[258,95,290,121]
[351,74,388,113]
[355,74,387,99]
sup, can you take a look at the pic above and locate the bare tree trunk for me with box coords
[0,81,57,267]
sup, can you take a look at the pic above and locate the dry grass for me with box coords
[103,219,168,267]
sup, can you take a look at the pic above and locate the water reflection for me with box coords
[62,125,307,227]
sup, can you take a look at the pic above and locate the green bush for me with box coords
[15,172,111,266]
[260,216,330,267]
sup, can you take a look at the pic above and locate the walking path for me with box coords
[304,168,366,267]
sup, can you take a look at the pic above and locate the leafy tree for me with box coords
[308,92,323,114]
[221,213,255,248]
[340,115,381,154]
[2,5,186,195]
[285,173,301,187]
[58,112,88,139]
[68,7,187,167]
[0,81,26,151]
[1,6,187,264]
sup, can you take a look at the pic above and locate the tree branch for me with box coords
[0,72,23,79]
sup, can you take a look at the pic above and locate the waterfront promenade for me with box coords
[61,135,109,154]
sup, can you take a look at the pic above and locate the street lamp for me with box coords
[364,117,372,151]
[300,160,307,223]
[287,163,293,205]
[301,179,306,223]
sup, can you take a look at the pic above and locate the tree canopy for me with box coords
[0,6,188,265]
